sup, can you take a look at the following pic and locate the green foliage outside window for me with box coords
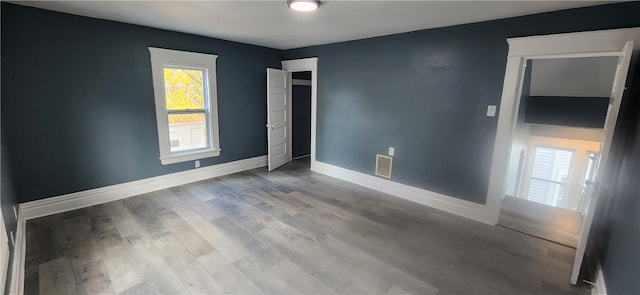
[164,68,205,124]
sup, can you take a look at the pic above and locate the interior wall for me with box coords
[283,2,640,204]
[0,3,282,203]
[525,96,609,128]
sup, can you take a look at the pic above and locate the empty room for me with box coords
[1,1,639,295]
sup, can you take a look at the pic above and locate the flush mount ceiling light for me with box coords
[287,0,321,12]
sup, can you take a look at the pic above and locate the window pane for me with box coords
[527,147,573,207]
[530,147,572,182]
[163,68,205,110]
[527,179,567,207]
[168,113,207,152]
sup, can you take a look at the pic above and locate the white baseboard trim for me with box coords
[311,161,492,225]
[20,155,267,220]
[8,156,267,295]
[592,263,607,295]
[8,209,25,295]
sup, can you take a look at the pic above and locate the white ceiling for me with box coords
[12,1,619,50]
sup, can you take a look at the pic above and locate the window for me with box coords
[526,146,574,207]
[149,47,220,165]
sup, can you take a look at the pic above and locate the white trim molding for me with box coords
[592,263,607,295]
[506,28,640,57]
[20,156,266,220]
[281,57,318,170]
[313,161,492,225]
[149,47,221,165]
[8,209,25,295]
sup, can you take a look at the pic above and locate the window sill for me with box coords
[160,149,221,165]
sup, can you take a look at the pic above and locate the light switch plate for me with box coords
[195,160,200,168]
[487,105,497,117]
[388,147,395,157]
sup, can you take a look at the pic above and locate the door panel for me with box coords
[267,68,291,171]
[571,40,634,284]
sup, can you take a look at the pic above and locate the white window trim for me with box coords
[149,47,221,165]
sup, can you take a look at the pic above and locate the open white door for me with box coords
[266,68,291,171]
[0,209,9,294]
[571,41,634,284]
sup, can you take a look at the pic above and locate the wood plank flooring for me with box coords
[24,159,590,294]
[498,196,582,247]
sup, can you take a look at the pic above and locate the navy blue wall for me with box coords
[1,3,282,203]
[283,2,640,204]
[525,96,609,128]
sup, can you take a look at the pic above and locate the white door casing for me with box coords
[281,58,318,170]
[267,68,291,171]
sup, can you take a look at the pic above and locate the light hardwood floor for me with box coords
[24,159,590,294]
[498,196,582,247]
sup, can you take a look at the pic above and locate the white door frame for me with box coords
[281,57,319,169]
[485,28,639,284]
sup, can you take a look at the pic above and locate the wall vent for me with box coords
[375,154,393,178]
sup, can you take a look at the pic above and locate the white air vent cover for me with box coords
[375,154,393,178]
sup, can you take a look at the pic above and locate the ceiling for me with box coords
[12,1,619,50]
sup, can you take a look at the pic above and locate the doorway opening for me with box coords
[486,32,635,285]
[290,71,312,168]
[266,57,317,172]
[497,56,619,248]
